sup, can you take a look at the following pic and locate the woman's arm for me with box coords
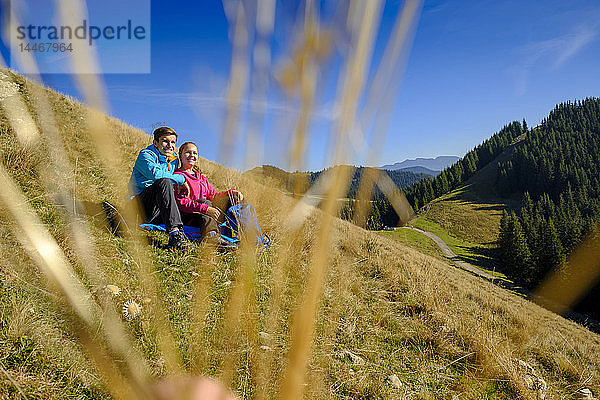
[175,192,211,214]
[173,174,210,213]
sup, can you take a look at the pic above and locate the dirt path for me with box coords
[404,227,528,295]
[405,226,600,332]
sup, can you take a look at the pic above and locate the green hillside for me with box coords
[2,70,600,399]
[406,133,524,274]
[406,99,600,323]
[497,99,600,317]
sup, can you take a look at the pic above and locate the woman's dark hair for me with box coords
[178,142,201,173]
[153,126,177,142]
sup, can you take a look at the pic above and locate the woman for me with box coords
[174,142,243,241]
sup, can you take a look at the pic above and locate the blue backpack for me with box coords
[219,203,271,247]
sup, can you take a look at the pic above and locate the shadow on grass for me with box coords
[456,244,502,273]
[472,204,506,211]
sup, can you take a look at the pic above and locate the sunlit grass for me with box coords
[377,227,445,261]
[1,0,600,399]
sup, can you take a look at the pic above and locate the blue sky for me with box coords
[2,0,600,171]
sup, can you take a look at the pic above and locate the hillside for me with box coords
[414,135,524,243]
[407,100,600,323]
[496,100,600,316]
[1,70,600,399]
[244,164,429,196]
[408,135,525,272]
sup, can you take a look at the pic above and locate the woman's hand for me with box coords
[231,190,244,203]
[206,206,220,220]
[177,182,191,197]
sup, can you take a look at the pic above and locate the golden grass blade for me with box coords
[375,170,416,225]
[255,245,290,400]
[3,1,105,292]
[534,225,600,315]
[280,2,383,398]
[244,0,276,170]
[54,0,186,376]
[216,4,264,387]
[354,0,422,134]
[351,0,422,227]
[2,3,156,383]
[0,164,148,400]
[241,3,277,395]
[188,248,219,374]
[221,0,250,164]
[219,242,261,390]
[285,2,320,174]
[55,0,104,77]
[0,73,155,397]
[0,147,95,330]
[0,69,40,146]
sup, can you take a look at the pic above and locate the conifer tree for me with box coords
[500,213,532,283]
[533,218,564,284]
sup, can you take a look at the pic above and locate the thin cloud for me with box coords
[109,86,338,121]
[423,0,448,14]
[521,29,597,69]
[511,26,598,95]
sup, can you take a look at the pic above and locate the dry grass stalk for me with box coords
[56,0,187,378]
[2,0,600,399]
[280,1,384,398]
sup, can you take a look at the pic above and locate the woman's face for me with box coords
[181,145,198,169]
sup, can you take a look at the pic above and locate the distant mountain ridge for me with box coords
[381,156,460,172]
[393,165,440,177]
[244,164,429,196]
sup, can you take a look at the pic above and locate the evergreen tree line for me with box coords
[337,193,402,231]
[405,121,525,211]
[255,165,426,229]
[309,166,426,229]
[309,166,429,198]
[497,98,600,289]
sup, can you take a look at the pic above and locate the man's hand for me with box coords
[177,181,190,197]
[206,206,220,220]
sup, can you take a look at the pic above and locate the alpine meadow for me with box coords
[1,1,600,400]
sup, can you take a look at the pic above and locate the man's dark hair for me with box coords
[153,126,177,142]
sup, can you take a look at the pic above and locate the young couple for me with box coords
[129,126,243,250]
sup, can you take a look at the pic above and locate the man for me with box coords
[129,126,193,250]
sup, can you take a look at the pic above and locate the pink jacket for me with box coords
[174,169,233,214]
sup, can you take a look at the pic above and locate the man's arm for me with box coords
[135,150,185,185]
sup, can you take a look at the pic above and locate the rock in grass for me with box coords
[516,359,547,399]
[577,388,596,399]
[345,351,365,366]
[336,350,365,366]
[258,331,271,340]
[103,284,121,296]
[388,374,402,389]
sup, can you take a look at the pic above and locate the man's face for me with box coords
[153,134,177,157]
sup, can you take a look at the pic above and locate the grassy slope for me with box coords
[377,228,446,262]
[1,71,600,399]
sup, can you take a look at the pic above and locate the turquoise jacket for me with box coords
[129,144,185,196]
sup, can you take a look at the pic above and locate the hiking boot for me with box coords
[218,238,238,252]
[168,229,193,251]
[204,231,238,251]
[204,230,221,245]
